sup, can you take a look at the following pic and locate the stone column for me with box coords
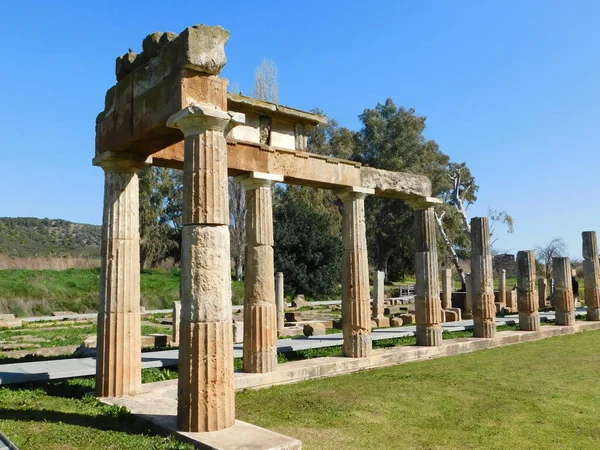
[414,207,442,346]
[93,152,147,398]
[498,269,507,306]
[441,268,452,310]
[471,217,496,338]
[582,231,600,321]
[516,251,540,331]
[172,301,181,346]
[337,187,373,358]
[167,106,235,433]
[372,270,385,320]
[538,278,547,309]
[238,172,283,373]
[553,257,575,326]
[465,273,472,313]
[275,272,285,333]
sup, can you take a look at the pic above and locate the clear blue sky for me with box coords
[1,1,598,259]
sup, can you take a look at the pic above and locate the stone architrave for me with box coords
[582,231,600,321]
[372,270,385,320]
[172,301,181,345]
[465,273,472,313]
[516,251,540,331]
[470,217,496,338]
[498,269,507,306]
[414,207,442,346]
[553,257,575,326]
[275,272,285,333]
[167,105,236,432]
[93,152,148,398]
[238,172,283,373]
[441,268,452,310]
[337,187,374,358]
[538,278,547,309]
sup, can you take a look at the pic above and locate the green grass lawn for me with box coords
[236,330,600,450]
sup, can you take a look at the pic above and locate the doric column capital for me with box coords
[336,186,374,203]
[405,196,442,210]
[236,172,283,191]
[167,105,243,137]
[92,151,151,173]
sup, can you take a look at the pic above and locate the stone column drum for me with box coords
[498,269,506,306]
[465,273,472,313]
[167,105,235,432]
[338,187,373,358]
[275,272,285,333]
[173,301,181,346]
[238,172,283,373]
[414,207,442,346]
[553,257,575,326]
[94,154,146,398]
[582,231,600,321]
[538,278,547,309]
[372,270,385,320]
[470,217,496,338]
[516,251,540,331]
[441,268,453,310]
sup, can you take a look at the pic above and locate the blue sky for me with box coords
[0,1,598,259]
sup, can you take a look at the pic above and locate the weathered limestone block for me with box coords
[172,301,181,345]
[538,278,547,309]
[553,257,575,326]
[390,317,404,327]
[441,268,453,310]
[582,231,600,321]
[448,307,462,321]
[278,326,304,338]
[399,314,415,325]
[444,310,460,322]
[372,270,385,319]
[275,272,285,334]
[232,320,244,343]
[505,290,518,312]
[470,217,496,338]
[291,295,307,308]
[373,317,390,328]
[465,273,473,313]
[0,318,23,329]
[338,188,373,358]
[498,269,507,306]
[517,250,540,331]
[303,323,327,337]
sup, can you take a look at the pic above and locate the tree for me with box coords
[254,58,279,103]
[229,177,246,281]
[535,238,567,279]
[488,208,514,247]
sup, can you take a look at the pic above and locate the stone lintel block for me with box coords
[180,225,232,323]
[360,166,432,199]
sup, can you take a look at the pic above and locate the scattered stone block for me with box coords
[141,334,170,347]
[278,326,304,338]
[448,308,462,321]
[0,314,15,321]
[291,294,307,308]
[384,305,405,315]
[399,314,415,325]
[0,318,22,329]
[390,317,404,327]
[303,323,326,337]
[0,343,40,351]
[52,311,76,316]
[74,335,97,357]
[444,310,460,322]
[506,290,518,312]
[373,317,390,328]
[232,320,244,343]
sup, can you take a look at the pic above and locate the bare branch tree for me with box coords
[254,58,279,103]
[488,208,515,247]
[534,238,567,279]
[434,210,467,289]
[448,168,471,234]
[229,177,246,281]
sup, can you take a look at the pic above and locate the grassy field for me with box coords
[236,330,600,450]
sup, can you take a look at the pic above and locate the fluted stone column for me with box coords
[173,301,181,346]
[372,270,385,320]
[414,207,442,346]
[471,217,496,338]
[465,273,472,313]
[538,278,547,309]
[275,272,285,334]
[516,251,540,331]
[441,268,452,310]
[338,187,373,358]
[94,152,147,398]
[582,232,600,321]
[498,269,506,306]
[553,257,575,326]
[238,172,282,373]
[167,105,235,433]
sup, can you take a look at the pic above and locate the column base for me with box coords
[177,320,235,433]
[587,308,600,321]
[556,311,576,326]
[473,319,496,338]
[243,303,277,373]
[518,312,541,331]
[343,332,371,358]
[243,349,278,373]
[416,325,442,346]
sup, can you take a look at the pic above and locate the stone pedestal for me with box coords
[414,208,442,346]
[553,257,575,326]
[238,172,283,373]
[275,272,285,333]
[167,105,236,433]
[441,268,452,310]
[94,153,147,398]
[173,301,181,345]
[582,232,600,321]
[516,251,540,331]
[538,278,547,309]
[465,273,472,313]
[372,270,385,320]
[338,187,373,358]
[470,217,496,338]
[498,269,506,306]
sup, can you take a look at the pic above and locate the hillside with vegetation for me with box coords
[0,218,101,258]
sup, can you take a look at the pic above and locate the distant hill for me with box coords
[0,218,101,258]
